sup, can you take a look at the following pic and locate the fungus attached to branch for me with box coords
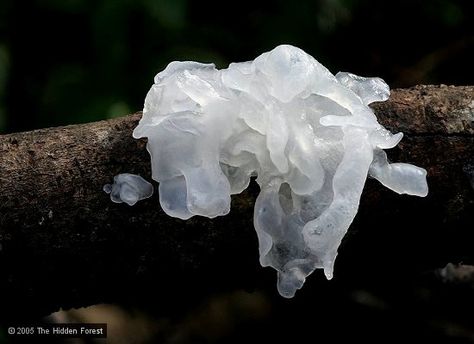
[104,173,154,206]
[133,45,428,298]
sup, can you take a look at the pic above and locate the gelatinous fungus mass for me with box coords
[133,45,428,298]
[104,173,154,206]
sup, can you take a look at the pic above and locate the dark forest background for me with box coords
[0,0,473,134]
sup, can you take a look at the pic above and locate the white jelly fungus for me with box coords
[133,45,428,297]
[103,173,154,206]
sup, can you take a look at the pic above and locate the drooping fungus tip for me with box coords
[134,45,428,297]
[104,173,154,206]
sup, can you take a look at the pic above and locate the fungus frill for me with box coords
[133,45,428,298]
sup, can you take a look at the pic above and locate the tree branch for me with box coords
[0,85,473,319]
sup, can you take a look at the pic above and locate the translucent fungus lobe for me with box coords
[104,173,154,206]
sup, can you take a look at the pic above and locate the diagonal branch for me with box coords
[0,85,473,319]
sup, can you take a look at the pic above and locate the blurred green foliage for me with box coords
[0,0,472,133]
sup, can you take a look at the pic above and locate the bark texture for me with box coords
[0,85,473,320]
